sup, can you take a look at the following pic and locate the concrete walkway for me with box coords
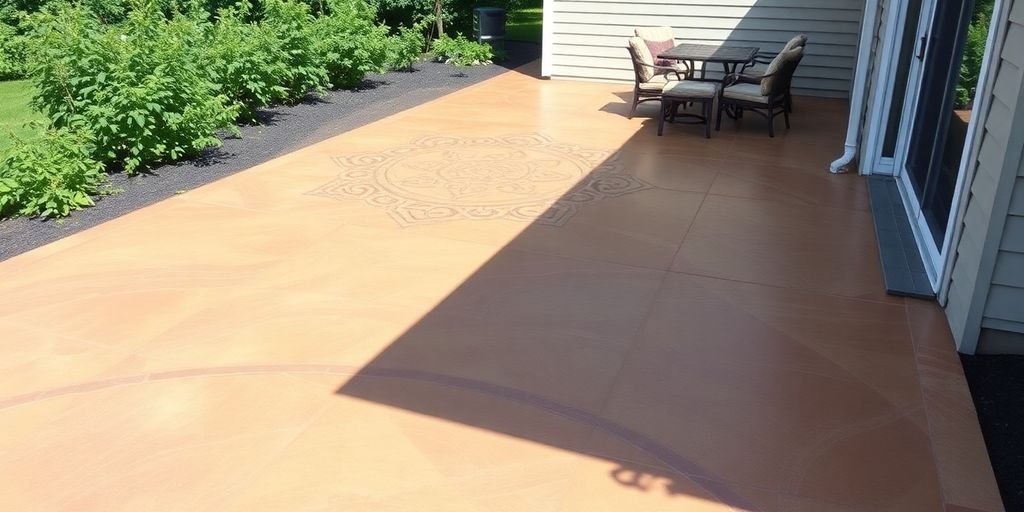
[0,62,1003,511]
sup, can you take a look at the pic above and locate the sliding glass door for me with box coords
[891,0,995,288]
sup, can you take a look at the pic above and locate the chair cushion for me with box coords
[638,74,676,91]
[724,83,768,104]
[783,34,808,53]
[635,27,675,66]
[635,26,674,43]
[628,36,656,83]
[662,80,718,99]
[761,46,803,96]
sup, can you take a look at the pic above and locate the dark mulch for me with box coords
[962,354,1024,511]
[0,42,540,262]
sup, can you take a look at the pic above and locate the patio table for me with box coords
[657,43,759,81]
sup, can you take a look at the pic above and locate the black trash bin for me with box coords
[473,7,506,51]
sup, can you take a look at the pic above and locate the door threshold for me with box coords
[867,176,936,299]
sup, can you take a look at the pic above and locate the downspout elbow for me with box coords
[830,145,858,174]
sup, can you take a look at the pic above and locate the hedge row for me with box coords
[0,0,427,218]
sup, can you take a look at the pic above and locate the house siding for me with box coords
[543,0,865,97]
[945,0,1024,354]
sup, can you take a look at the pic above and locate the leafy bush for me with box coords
[203,4,290,122]
[957,0,995,108]
[262,0,328,100]
[0,6,29,79]
[0,128,106,218]
[29,2,236,173]
[431,33,493,65]
[386,17,427,70]
[309,0,389,88]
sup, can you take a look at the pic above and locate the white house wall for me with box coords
[542,0,866,97]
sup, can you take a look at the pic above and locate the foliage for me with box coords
[957,0,995,108]
[374,0,528,39]
[202,3,290,122]
[261,0,328,99]
[431,33,493,65]
[0,128,106,218]
[310,0,389,88]
[386,16,428,70]
[0,6,30,79]
[29,2,237,173]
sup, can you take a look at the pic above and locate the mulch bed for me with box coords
[962,354,1024,511]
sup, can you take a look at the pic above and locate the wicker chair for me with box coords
[741,34,807,112]
[716,46,804,137]
[626,36,688,119]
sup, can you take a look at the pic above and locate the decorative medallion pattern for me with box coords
[307,134,652,227]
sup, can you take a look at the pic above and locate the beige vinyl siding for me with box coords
[945,0,1024,353]
[545,0,865,97]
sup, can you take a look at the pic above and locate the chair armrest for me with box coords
[722,72,770,87]
[637,60,688,81]
[741,52,774,71]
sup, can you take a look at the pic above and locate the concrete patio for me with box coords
[0,62,1004,511]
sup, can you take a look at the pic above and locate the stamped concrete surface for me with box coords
[0,62,1004,511]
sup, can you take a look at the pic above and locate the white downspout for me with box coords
[830,0,881,174]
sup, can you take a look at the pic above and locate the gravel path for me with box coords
[0,43,540,261]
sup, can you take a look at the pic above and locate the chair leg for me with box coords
[657,100,667,136]
[704,100,712,139]
[715,102,724,131]
[786,93,793,113]
[628,93,638,119]
[784,107,791,129]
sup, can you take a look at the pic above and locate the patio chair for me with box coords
[626,37,688,119]
[634,26,690,77]
[716,46,804,137]
[742,34,807,112]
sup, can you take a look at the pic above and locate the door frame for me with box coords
[862,0,937,176]
[861,0,1009,293]
[898,0,1007,291]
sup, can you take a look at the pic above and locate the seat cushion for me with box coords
[783,34,808,53]
[638,74,676,91]
[662,80,718,99]
[723,83,768,104]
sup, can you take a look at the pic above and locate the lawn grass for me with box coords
[0,80,45,155]
[506,7,541,43]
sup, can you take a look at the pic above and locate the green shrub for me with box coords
[0,127,106,218]
[0,7,29,79]
[29,2,236,173]
[431,33,493,65]
[203,4,290,122]
[386,17,427,70]
[262,0,328,100]
[310,0,389,88]
[957,0,994,108]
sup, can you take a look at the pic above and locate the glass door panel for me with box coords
[903,0,981,246]
[882,0,926,157]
